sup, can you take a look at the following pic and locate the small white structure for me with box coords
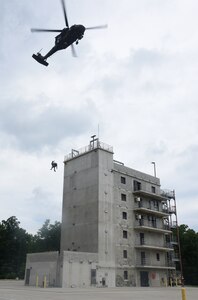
[25,252,59,287]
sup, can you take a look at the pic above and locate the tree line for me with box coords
[0,216,198,285]
[177,224,198,285]
[0,216,60,279]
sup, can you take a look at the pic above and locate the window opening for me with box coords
[123,230,128,239]
[122,211,127,220]
[121,176,126,184]
[134,180,141,191]
[121,193,127,201]
[124,270,128,280]
[123,250,127,258]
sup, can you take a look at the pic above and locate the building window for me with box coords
[156,253,160,261]
[141,252,146,265]
[91,269,96,285]
[135,196,142,207]
[151,186,156,193]
[121,176,126,184]
[122,211,127,220]
[137,214,144,226]
[134,180,141,191]
[123,250,127,258]
[153,200,159,210]
[151,216,157,228]
[121,193,126,201]
[123,230,128,239]
[140,232,145,245]
[124,270,128,280]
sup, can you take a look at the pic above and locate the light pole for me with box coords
[151,161,156,177]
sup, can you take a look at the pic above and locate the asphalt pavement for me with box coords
[0,280,197,300]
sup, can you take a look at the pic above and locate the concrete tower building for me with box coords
[60,138,115,287]
[59,137,176,287]
[25,138,178,287]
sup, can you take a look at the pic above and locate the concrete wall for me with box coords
[113,168,136,286]
[96,266,116,287]
[116,267,136,286]
[25,252,59,287]
[134,231,165,247]
[113,163,161,191]
[136,269,168,287]
[61,150,99,253]
[61,148,116,287]
[112,162,173,287]
[98,150,115,271]
[61,251,98,288]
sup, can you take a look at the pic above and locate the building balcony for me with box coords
[171,238,178,245]
[135,258,175,270]
[134,203,169,217]
[134,220,172,234]
[170,253,180,262]
[133,190,167,201]
[168,206,176,214]
[135,240,174,252]
[170,221,177,228]
[160,189,175,199]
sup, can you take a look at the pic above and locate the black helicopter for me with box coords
[31,0,107,66]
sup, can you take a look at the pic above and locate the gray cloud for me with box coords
[0,97,96,151]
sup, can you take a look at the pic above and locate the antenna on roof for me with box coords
[90,134,98,150]
[98,124,100,141]
[91,134,96,140]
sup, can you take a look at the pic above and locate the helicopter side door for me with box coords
[55,28,69,45]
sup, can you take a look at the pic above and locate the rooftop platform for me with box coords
[64,138,113,162]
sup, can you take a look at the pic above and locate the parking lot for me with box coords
[0,280,197,300]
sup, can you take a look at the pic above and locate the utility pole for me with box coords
[151,161,156,177]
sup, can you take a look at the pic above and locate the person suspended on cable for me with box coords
[51,161,58,172]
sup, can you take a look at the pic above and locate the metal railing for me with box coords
[136,258,175,268]
[160,189,175,199]
[135,240,173,249]
[133,188,167,201]
[64,140,113,162]
[134,220,171,231]
[134,203,169,215]
[169,206,176,213]
[170,221,177,228]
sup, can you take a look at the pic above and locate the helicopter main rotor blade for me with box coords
[31,28,62,33]
[85,24,108,30]
[71,44,77,57]
[61,0,69,28]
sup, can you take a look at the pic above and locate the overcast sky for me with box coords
[1,0,198,234]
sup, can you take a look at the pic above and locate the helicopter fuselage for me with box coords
[37,24,86,61]
[31,0,107,65]
[55,24,85,49]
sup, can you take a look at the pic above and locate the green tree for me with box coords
[0,216,32,279]
[31,219,61,253]
[179,224,198,285]
[0,217,61,279]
